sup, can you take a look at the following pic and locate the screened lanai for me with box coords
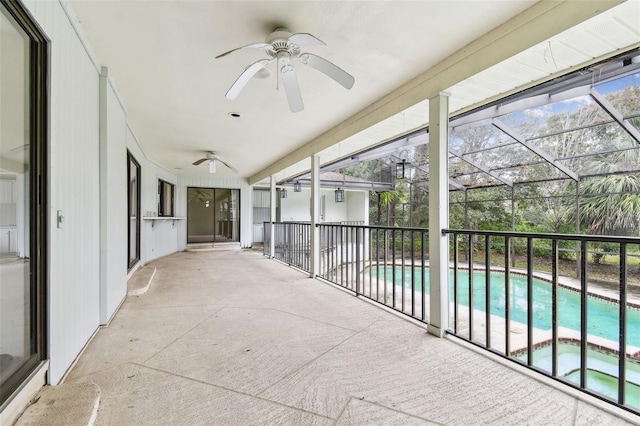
[288,49,640,236]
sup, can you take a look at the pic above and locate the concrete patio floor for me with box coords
[24,249,640,425]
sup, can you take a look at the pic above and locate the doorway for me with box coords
[187,188,239,244]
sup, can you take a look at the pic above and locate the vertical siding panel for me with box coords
[100,76,128,324]
[26,0,101,384]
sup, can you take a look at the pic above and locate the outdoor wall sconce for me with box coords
[280,188,287,198]
[396,159,408,180]
[294,181,301,192]
[335,188,345,203]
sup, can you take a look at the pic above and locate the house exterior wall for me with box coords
[125,128,179,264]
[346,191,369,225]
[23,0,101,384]
[99,70,128,325]
[279,188,310,222]
[21,0,183,385]
[279,188,369,224]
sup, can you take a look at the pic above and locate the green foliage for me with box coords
[592,242,618,265]
[579,173,640,236]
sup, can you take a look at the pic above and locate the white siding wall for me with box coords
[24,0,101,384]
[280,188,310,221]
[18,0,276,389]
[279,188,369,224]
[99,70,128,324]
[177,176,253,248]
[346,191,369,224]
[126,128,179,264]
[322,189,348,223]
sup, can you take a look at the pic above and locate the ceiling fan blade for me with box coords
[226,59,272,100]
[215,42,272,59]
[300,53,354,89]
[288,33,325,48]
[281,65,304,113]
[218,159,238,173]
[192,158,208,166]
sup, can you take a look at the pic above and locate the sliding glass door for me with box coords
[0,0,48,404]
[187,188,239,244]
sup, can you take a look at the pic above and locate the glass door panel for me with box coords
[187,188,239,243]
[187,188,215,243]
[1,1,46,404]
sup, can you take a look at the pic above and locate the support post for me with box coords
[311,155,321,277]
[511,185,516,268]
[576,181,581,279]
[428,92,450,337]
[270,175,276,258]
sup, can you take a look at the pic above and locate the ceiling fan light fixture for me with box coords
[216,27,354,113]
[209,160,216,173]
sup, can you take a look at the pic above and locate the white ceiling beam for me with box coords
[249,0,624,184]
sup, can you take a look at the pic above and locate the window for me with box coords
[0,0,48,405]
[158,179,174,217]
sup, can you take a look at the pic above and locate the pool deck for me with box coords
[16,249,640,425]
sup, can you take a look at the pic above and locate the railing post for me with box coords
[355,227,361,295]
[504,236,510,356]
[428,92,450,337]
[527,237,533,366]
[618,242,627,405]
[580,240,588,389]
[551,238,558,377]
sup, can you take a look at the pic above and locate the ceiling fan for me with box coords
[192,151,238,174]
[216,27,355,112]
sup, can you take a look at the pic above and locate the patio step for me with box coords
[127,265,156,296]
[15,382,100,426]
[186,242,241,252]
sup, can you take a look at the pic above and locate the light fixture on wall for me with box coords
[396,159,409,180]
[335,187,345,203]
[280,188,287,198]
[294,181,301,192]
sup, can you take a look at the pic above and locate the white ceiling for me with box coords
[68,0,637,182]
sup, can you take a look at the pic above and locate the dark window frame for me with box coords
[127,151,141,270]
[157,179,175,217]
[0,0,49,405]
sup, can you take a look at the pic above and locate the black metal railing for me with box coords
[317,224,430,323]
[443,229,640,415]
[264,221,640,414]
[264,222,312,272]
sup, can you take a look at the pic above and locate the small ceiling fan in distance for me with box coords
[192,151,238,174]
[216,27,355,112]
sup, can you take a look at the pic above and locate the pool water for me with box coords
[519,343,640,408]
[368,267,640,347]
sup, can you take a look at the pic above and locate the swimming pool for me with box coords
[518,342,640,408]
[368,267,640,347]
